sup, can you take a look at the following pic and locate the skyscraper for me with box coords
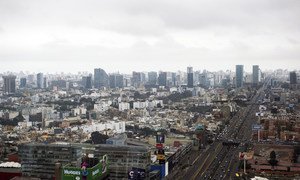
[158,72,167,87]
[109,74,124,89]
[37,73,44,89]
[252,65,259,86]
[82,75,92,89]
[290,71,297,84]
[132,72,142,87]
[171,72,177,86]
[3,75,16,94]
[20,77,27,88]
[148,71,157,85]
[187,67,193,88]
[235,65,244,88]
[115,74,124,88]
[94,68,108,88]
[43,77,48,89]
[109,74,116,89]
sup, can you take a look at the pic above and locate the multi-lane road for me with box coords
[177,81,268,180]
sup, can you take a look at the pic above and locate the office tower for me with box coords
[194,71,200,86]
[176,74,181,86]
[199,73,206,87]
[20,77,27,88]
[115,74,124,88]
[43,77,48,88]
[252,65,260,86]
[148,71,157,85]
[3,75,16,94]
[19,143,82,179]
[171,72,176,86]
[187,67,193,88]
[82,75,92,89]
[235,65,244,88]
[94,68,108,88]
[132,71,142,87]
[37,73,44,89]
[158,72,167,87]
[141,72,146,84]
[27,74,35,84]
[109,74,124,88]
[109,74,116,88]
[86,75,93,89]
[109,74,124,89]
[290,71,297,84]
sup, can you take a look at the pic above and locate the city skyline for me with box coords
[0,64,297,75]
[0,0,299,73]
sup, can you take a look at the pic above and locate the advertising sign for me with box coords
[156,143,163,149]
[252,124,263,131]
[156,134,165,143]
[128,167,146,180]
[157,154,165,160]
[62,155,108,180]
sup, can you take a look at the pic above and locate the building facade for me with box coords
[94,68,108,88]
[158,72,167,87]
[36,73,44,89]
[252,65,260,86]
[93,144,151,179]
[290,71,297,84]
[235,65,244,88]
[187,67,193,88]
[3,75,16,94]
[148,72,157,86]
[18,143,82,179]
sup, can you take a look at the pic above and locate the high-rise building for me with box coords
[171,72,177,86]
[109,74,116,89]
[109,74,124,89]
[94,68,108,88]
[27,74,35,84]
[115,74,124,88]
[3,75,16,94]
[252,65,260,86]
[235,65,244,88]
[132,72,142,87]
[82,75,92,89]
[141,72,146,84]
[290,71,297,84]
[20,77,27,88]
[43,77,48,89]
[158,72,167,87]
[37,73,44,89]
[148,71,157,85]
[187,67,193,88]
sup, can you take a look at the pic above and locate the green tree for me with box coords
[269,150,278,167]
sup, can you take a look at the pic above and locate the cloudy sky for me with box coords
[0,0,299,73]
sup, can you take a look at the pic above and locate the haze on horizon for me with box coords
[0,0,299,74]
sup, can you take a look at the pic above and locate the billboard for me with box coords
[156,134,165,143]
[252,124,263,131]
[156,143,163,149]
[62,155,108,180]
[239,152,253,160]
[128,167,146,180]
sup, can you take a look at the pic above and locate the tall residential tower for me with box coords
[235,65,244,88]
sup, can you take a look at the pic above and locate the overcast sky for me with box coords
[0,0,299,74]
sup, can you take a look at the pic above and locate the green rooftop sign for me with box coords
[62,155,109,180]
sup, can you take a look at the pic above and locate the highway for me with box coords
[177,80,269,180]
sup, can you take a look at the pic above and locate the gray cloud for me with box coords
[0,0,299,73]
